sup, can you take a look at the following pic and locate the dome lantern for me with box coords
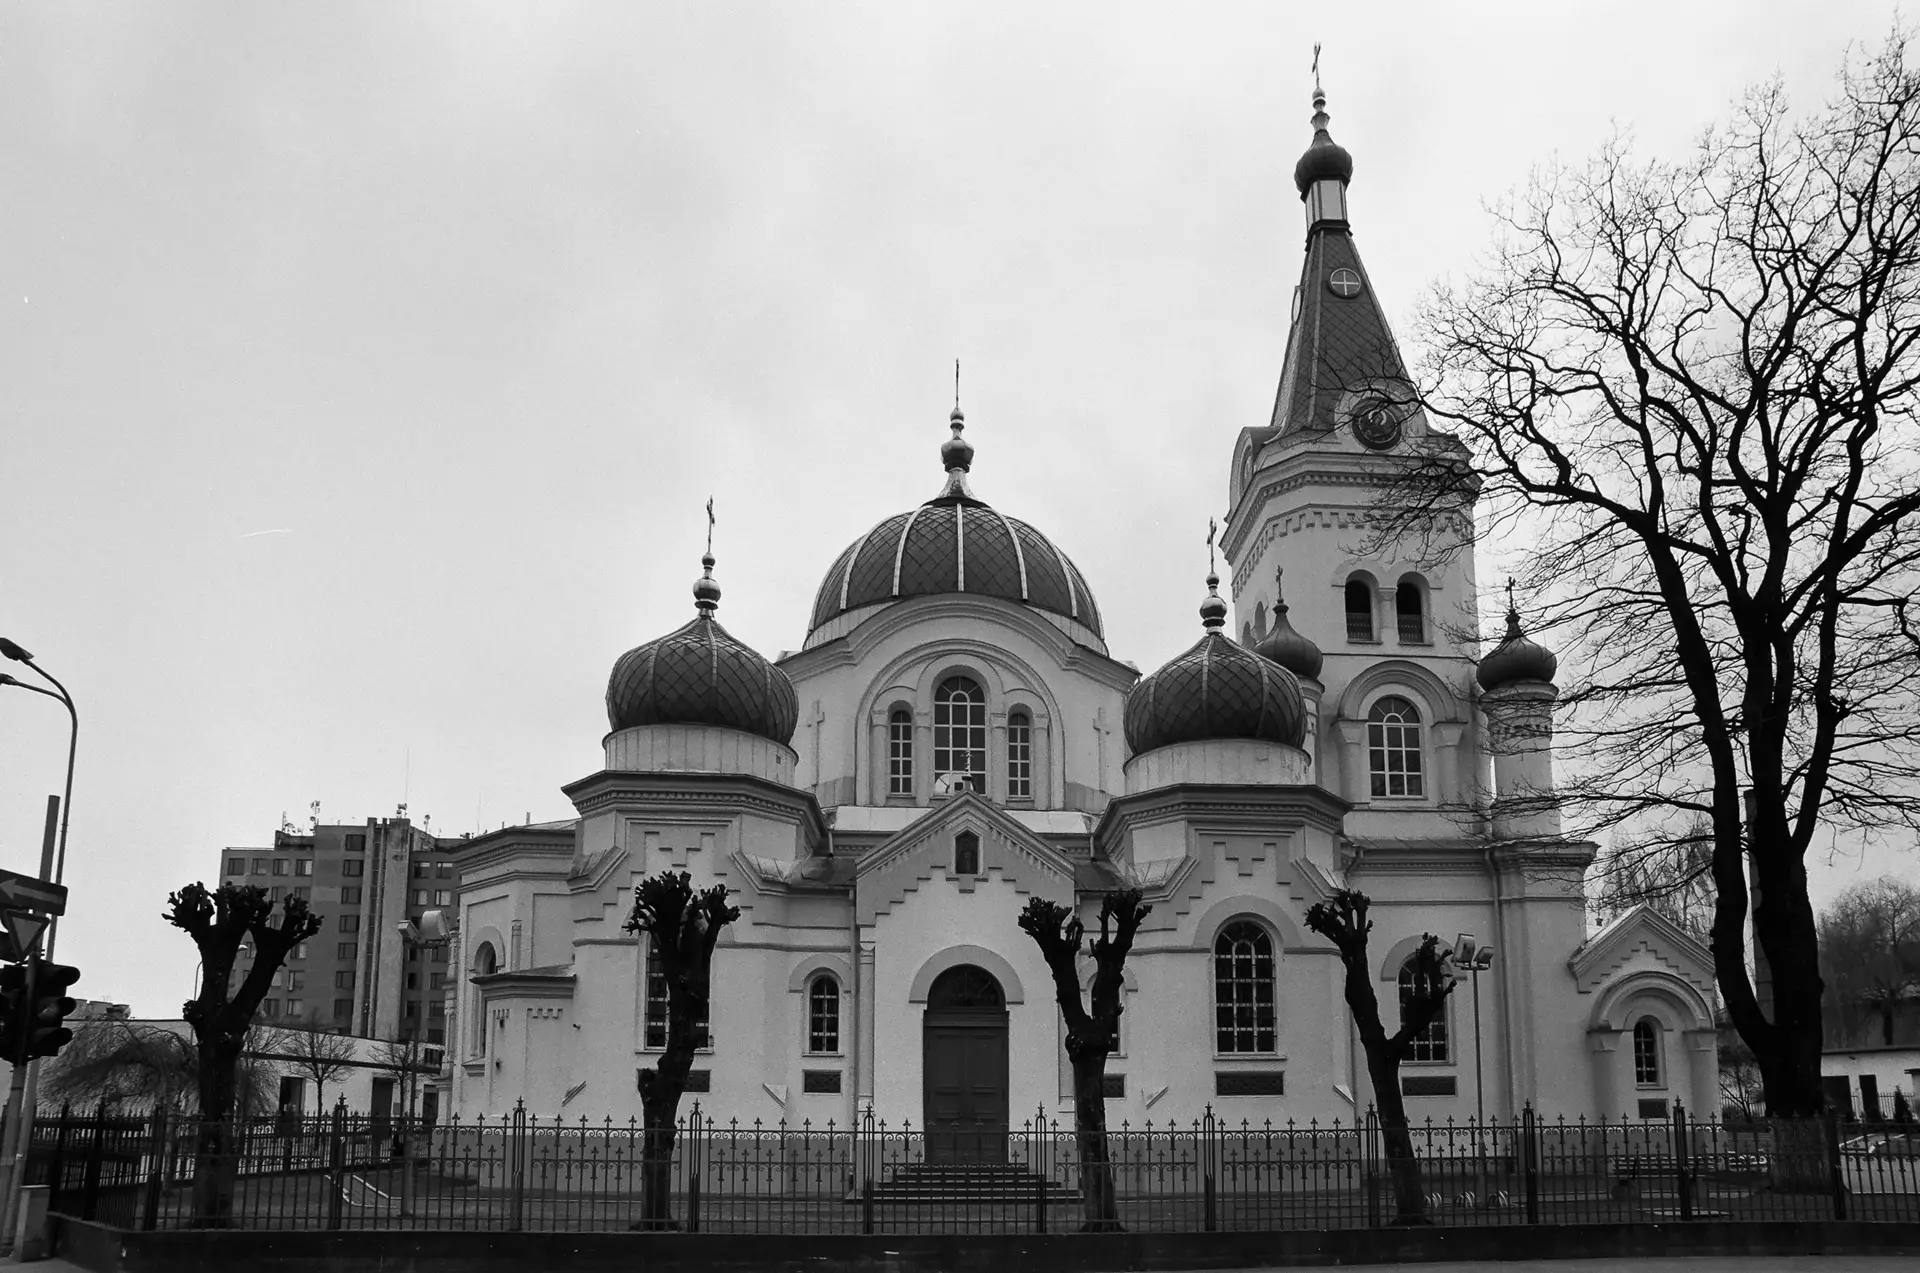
[1477,582,1559,690]
[1253,565,1324,680]
[1293,48,1354,229]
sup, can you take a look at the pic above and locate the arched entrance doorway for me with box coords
[922,964,1009,1163]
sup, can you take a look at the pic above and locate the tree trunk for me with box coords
[636,1088,682,1230]
[1364,1048,1429,1225]
[1068,1052,1121,1232]
[190,1037,243,1228]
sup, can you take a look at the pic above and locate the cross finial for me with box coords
[705,496,716,556]
[955,358,961,412]
[1312,42,1322,96]
[1207,518,1218,575]
[1274,562,1286,605]
[1505,576,1516,615]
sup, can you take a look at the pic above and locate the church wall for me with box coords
[865,867,1066,1126]
[562,937,638,1117]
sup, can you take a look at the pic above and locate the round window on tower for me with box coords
[1327,268,1363,299]
[1348,397,1404,450]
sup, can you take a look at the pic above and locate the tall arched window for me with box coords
[1367,696,1425,798]
[1633,1018,1663,1086]
[1214,921,1277,1054]
[1007,710,1032,801]
[1399,955,1450,1062]
[471,942,497,1055]
[1346,577,1376,641]
[1396,578,1426,643]
[934,676,987,795]
[643,938,711,1051]
[887,708,914,797]
[807,975,840,1054]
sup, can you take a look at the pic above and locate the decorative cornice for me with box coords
[562,769,827,845]
[1093,783,1349,852]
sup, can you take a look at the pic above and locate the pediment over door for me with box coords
[855,791,1075,924]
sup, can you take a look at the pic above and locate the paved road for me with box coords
[16,1254,1918,1273]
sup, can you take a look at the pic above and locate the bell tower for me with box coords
[1220,69,1481,811]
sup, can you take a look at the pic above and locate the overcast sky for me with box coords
[2,2,1908,1017]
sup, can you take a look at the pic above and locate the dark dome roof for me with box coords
[606,556,799,745]
[1251,568,1323,680]
[1477,607,1558,691]
[1125,575,1306,755]
[808,411,1103,639]
[1293,89,1354,196]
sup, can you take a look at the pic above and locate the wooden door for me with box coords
[923,1015,1009,1163]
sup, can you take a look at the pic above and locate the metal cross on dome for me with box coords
[1328,268,1363,298]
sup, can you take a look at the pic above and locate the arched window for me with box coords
[1396,579,1426,643]
[953,830,980,877]
[1214,921,1277,1054]
[1346,578,1375,641]
[934,676,987,795]
[807,975,840,1054]
[470,942,497,1056]
[1367,696,1425,798]
[643,937,711,1051]
[1633,1018,1663,1086]
[472,942,497,978]
[1007,710,1032,801]
[887,708,914,797]
[1399,955,1450,1062]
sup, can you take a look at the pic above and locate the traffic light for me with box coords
[25,959,79,1059]
[0,962,27,1061]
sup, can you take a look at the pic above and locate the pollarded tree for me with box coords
[165,881,323,1226]
[1017,890,1151,1232]
[623,869,739,1230]
[1304,890,1455,1225]
[1373,32,1920,1117]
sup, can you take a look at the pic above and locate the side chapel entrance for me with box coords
[922,964,1009,1163]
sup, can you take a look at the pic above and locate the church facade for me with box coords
[445,87,1719,1140]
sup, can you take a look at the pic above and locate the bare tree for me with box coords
[1590,820,1716,939]
[274,1023,358,1114]
[623,870,738,1231]
[1304,891,1456,1225]
[165,881,323,1226]
[1017,890,1151,1233]
[41,1019,197,1113]
[1373,34,1920,1118]
[1718,1029,1764,1120]
[1819,876,1920,1047]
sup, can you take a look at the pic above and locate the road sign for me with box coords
[0,913,46,963]
[0,868,64,917]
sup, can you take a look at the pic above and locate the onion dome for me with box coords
[1125,572,1307,754]
[1477,585,1558,690]
[808,407,1103,641]
[1253,566,1324,680]
[606,551,799,745]
[1292,81,1353,196]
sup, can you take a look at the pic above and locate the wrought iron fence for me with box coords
[25,1100,1920,1233]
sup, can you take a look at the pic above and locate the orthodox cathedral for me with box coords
[445,85,1719,1141]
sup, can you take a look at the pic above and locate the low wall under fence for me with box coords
[25,1101,1920,1235]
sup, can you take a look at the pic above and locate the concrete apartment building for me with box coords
[221,816,457,1046]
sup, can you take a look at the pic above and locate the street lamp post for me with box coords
[392,911,450,1218]
[1454,933,1498,1205]
[0,640,78,1254]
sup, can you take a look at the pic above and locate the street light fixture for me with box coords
[1455,933,1498,1205]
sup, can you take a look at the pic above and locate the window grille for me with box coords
[1396,581,1425,643]
[888,709,914,796]
[644,938,710,1050]
[1367,696,1425,798]
[807,976,840,1053]
[1399,956,1450,1062]
[1345,579,1375,641]
[1214,921,1277,1054]
[1633,1019,1662,1085]
[933,677,987,795]
[1007,711,1032,800]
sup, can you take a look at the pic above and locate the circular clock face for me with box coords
[1350,397,1403,450]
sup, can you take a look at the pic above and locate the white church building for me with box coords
[444,87,1719,1144]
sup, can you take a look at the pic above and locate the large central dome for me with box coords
[806,409,1104,642]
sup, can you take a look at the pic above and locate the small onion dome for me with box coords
[1292,87,1354,196]
[1254,568,1323,680]
[940,406,975,472]
[1477,603,1558,691]
[1125,573,1307,754]
[606,554,799,744]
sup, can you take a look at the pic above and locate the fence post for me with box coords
[509,1100,527,1232]
[326,1100,346,1230]
[1671,1101,1693,1222]
[1364,1107,1382,1229]
[1202,1105,1217,1233]
[859,1105,876,1235]
[1521,1104,1539,1225]
[1825,1108,1848,1222]
[686,1105,702,1234]
[139,1108,169,1232]
[1034,1109,1047,1235]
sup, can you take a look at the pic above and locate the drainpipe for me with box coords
[841,826,861,1131]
